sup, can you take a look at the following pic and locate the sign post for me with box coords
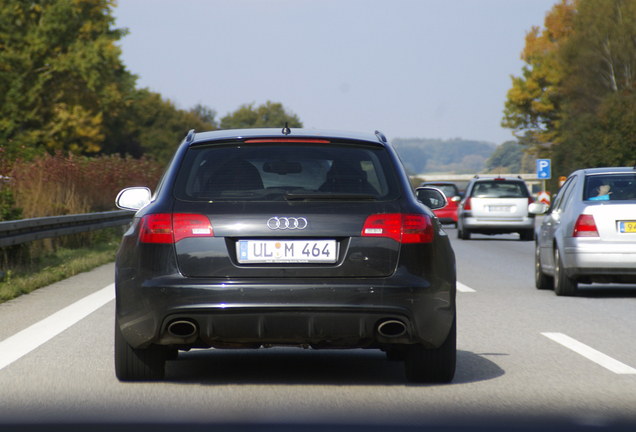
[537,159,551,192]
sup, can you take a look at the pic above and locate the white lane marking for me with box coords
[457,282,476,292]
[0,284,115,372]
[542,332,636,375]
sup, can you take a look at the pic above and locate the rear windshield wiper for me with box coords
[284,192,377,201]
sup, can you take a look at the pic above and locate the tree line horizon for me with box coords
[3,0,634,182]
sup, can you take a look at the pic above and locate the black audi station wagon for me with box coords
[114,128,457,383]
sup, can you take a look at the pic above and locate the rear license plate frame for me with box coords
[618,221,636,233]
[238,239,338,263]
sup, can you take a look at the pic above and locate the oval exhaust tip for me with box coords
[168,320,198,338]
[377,320,407,338]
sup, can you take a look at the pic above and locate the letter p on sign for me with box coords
[537,159,551,179]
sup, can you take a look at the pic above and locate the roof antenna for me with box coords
[282,122,291,135]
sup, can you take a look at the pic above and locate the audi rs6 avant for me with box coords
[114,128,457,383]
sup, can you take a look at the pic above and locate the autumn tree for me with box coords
[501,0,576,154]
[0,0,136,157]
[220,101,303,130]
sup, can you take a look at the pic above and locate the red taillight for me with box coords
[573,214,599,237]
[173,214,214,243]
[463,197,472,211]
[528,196,535,204]
[361,214,402,242]
[139,213,214,244]
[140,214,173,244]
[402,214,434,243]
[361,213,434,243]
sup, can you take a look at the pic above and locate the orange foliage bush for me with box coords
[8,152,164,218]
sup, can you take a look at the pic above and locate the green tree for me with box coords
[560,0,636,115]
[109,89,218,163]
[220,101,303,130]
[485,141,525,173]
[555,0,636,173]
[0,0,136,157]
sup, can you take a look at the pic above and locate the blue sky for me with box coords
[112,0,558,145]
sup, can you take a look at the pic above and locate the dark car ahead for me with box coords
[114,128,456,383]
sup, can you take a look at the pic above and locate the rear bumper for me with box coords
[461,215,535,233]
[563,239,636,280]
[116,275,455,351]
[433,208,458,224]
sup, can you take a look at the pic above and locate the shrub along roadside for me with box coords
[0,230,121,304]
[0,152,162,297]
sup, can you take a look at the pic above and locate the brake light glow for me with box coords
[361,213,434,243]
[463,197,472,211]
[173,214,214,243]
[573,214,599,237]
[244,139,330,143]
[139,213,214,244]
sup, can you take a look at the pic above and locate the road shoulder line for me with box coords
[0,284,115,372]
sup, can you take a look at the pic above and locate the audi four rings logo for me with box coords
[267,217,308,230]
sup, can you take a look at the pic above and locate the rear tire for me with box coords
[535,242,553,290]
[115,319,166,381]
[385,348,406,361]
[404,317,456,383]
[554,248,578,296]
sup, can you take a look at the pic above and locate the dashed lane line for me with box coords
[542,332,636,375]
[0,284,115,372]
[457,282,476,292]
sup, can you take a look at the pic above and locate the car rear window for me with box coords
[584,174,636,201]
[427,185,459,198]
[173,142,400,202]
[470,181,529,198]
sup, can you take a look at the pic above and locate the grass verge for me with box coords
[0,240,120,304]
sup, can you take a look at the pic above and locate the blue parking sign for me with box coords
[537,159,551,179]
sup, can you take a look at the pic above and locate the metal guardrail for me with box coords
[0,210,136,248]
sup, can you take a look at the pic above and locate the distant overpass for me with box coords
[411,173,546,193]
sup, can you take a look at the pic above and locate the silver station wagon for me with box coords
[533,167,636,296]
[457,176,536,241]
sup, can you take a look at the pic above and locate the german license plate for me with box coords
[238,239,337,263]
[619,221,636,233]
[488,205,512,212]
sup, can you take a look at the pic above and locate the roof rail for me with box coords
[375,130,387,143]
[185,129,195,143]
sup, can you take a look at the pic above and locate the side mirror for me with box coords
[116,187,151,211]
[528,202,548,215]
[415,187,448,210]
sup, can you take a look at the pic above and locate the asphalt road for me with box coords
[1,227,635,429]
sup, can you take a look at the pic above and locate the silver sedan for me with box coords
[532,167,636,296]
